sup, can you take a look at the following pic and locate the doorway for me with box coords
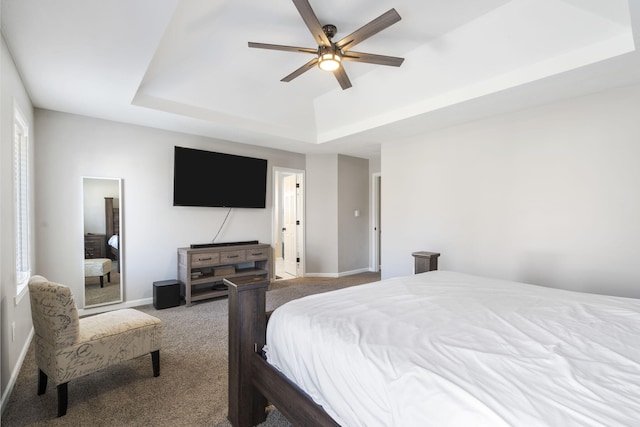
[273,167,305,280]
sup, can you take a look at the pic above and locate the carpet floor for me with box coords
[2,272,380,426]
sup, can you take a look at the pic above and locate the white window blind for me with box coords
[14,105,30,294]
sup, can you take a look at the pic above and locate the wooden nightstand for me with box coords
[84,234,106,258]
[412,251,441,274]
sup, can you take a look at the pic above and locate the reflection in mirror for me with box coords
[83,177,123,308]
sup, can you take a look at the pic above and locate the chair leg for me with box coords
[107,272,111,283]
[57,383,68,417]
[38,369,48,395]
[151,350,160,377]
[100,275,104,288]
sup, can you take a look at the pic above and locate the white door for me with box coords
[283,174,298,276]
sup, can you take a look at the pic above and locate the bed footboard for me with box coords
[226,276,269,427]
[225,276,339,427]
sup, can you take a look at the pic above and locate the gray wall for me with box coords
[305,154,371,276]
[305,155,338,274]
[83,178,119,235]
[338,155,369,273]
[34,110,306,309]
[382,83,640,298]
[1,33,35,408]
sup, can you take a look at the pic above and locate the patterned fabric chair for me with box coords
[28,275,162,417]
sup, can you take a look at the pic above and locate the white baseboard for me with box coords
[304,268,372,278]
[1,328,34,416]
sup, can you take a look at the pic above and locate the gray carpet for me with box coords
[85,263,121,306]
[84,278,121,307]
[2,272,380,426]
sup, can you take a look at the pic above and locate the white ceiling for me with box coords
[2,0,639,159]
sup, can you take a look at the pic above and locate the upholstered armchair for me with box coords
[28,275,162,417]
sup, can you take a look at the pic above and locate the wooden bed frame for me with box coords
[225,253,440,426]
[225,275,339,427]
[104,197,119,271]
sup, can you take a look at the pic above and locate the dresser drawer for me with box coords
[246,248,269,261]
[220,250,246,263]
[191,252,219,268]
[84,234,106,258]
[178,243,271,307]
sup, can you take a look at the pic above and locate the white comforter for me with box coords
[265,271,640,427]
[108,234,118,249]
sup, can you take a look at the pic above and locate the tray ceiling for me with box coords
[2,0,639,158]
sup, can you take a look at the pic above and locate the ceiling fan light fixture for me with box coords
[318,46,341,71]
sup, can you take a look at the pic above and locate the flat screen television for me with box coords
[173,146,267,208]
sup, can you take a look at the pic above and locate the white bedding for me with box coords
[108,234,118,250]
[265,270,640,427]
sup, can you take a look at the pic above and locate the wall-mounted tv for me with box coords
[173,146,267,208]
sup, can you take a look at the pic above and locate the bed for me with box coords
[227,269,640,427]
[104,197,119,269]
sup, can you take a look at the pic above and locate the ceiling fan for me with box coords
[248,0,404,90]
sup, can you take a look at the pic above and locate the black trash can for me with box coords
[153,280,181,309]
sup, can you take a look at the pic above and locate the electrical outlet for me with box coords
[12,322,16,341]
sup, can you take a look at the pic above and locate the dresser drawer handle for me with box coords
[251,253,263,256]
[198,257,212,261]
[227,255,239,258]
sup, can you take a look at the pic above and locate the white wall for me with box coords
[382,84,640,298]
[0,33,35,409]
[34,110,305,309]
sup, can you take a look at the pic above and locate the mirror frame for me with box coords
[82,176,123,308]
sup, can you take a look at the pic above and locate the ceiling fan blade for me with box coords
[333,66,352,90]
[248,42,317,55]
[281,57,319,82]
[336,9,401,52]
[342,51,404,67]
[292,0,331,46]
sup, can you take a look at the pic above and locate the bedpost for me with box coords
[412,251,440,274]
[225,276,270,427]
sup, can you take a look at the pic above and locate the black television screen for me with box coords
[173,146,267,208]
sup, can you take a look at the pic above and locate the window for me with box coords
[13,103,31,299]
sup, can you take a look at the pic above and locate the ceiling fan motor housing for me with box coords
[322,24,337,39]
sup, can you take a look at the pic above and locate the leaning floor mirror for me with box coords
[82,177,123,308]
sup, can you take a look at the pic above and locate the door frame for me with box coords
[272,166,305,278]
[370,172,381,273]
